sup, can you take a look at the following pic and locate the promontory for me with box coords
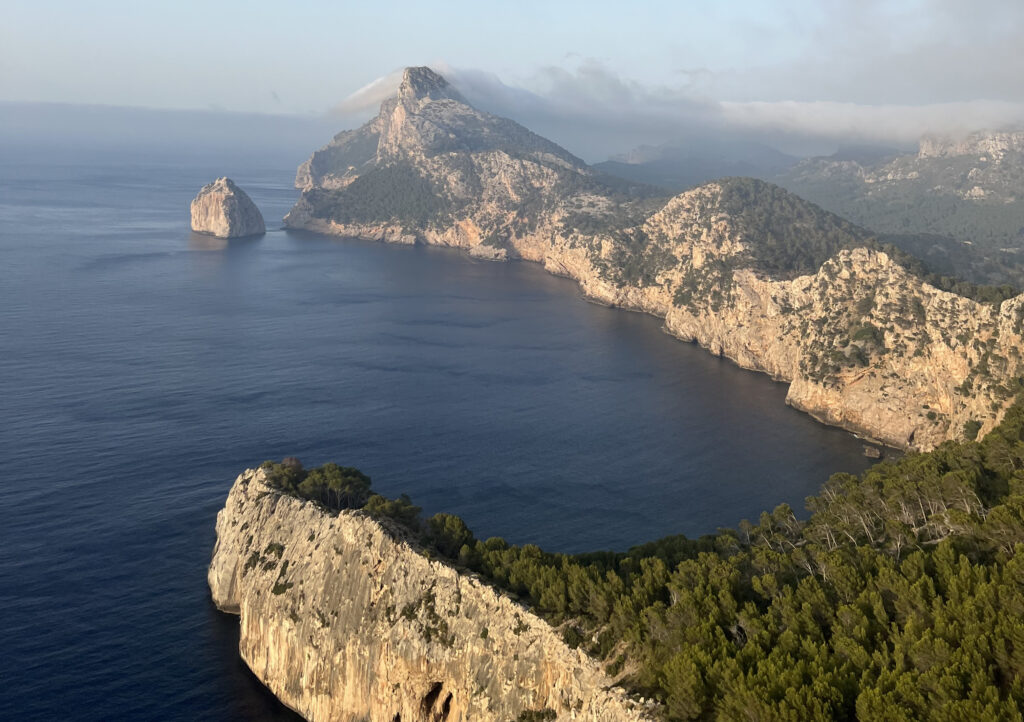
[284,66,1024,451]
[191,177,265,238]
[208,466,652,722]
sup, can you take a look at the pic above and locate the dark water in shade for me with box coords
[0,146,874,720]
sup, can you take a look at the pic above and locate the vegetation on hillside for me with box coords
[878,232,1024,291]
[776,153,1024,288]
[872,240,1019,307]
[260,458,422,528]
[263,400,1024,720]
[716,178,873,277]
[305,161,451,227]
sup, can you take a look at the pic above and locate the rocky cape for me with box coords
[191,177,266,238]
[209,468,653,722]
[284,67,1024,451]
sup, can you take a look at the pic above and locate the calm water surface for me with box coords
[1,146,874,720]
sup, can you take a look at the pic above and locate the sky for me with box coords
[3,0,1024,158]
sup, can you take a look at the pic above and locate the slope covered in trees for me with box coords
[262,400,1024,720]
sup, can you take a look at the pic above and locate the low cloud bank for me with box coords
[329,61,1024,161]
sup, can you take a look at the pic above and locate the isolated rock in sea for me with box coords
[209,468,652,722]
[190,177,266,238]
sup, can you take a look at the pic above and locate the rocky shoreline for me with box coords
[285,206,1023,452]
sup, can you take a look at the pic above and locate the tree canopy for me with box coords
[263,400,1024,720]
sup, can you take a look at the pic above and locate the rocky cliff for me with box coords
[191,177,266,238]
[284,67,1024,450]
[918,130,1024,162]
[209,468,652,722]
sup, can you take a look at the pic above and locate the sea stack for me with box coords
[190,177,265,238]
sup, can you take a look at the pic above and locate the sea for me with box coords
[0,137,874,720]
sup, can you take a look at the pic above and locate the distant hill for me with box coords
[594,139,798,192]
[774,132,1024,286]
[593,133,1024,287]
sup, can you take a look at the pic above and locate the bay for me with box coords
[0,144,873,720]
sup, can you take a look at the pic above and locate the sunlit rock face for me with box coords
[190,177,265,238]
[285,66,1024,451]
[208,468,653,722]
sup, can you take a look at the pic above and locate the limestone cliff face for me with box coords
[209,468,653,722]
[918,131,1024,162]
[284,67,1024,451]
[191,177,266,238]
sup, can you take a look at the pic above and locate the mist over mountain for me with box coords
[330,61,1024,163]
[593,139,799,191]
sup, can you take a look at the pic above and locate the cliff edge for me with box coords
[209,468,653,722]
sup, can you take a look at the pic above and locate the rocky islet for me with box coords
[190,177,266,238]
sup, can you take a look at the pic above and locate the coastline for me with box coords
[209,468,654,722]
[284,221,916,450]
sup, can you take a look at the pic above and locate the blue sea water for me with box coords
[0,144,874,720]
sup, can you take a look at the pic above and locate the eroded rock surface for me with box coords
[191,177,266,238]
[209,468,653,722]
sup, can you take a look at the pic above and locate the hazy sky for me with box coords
[4,0,1023,156]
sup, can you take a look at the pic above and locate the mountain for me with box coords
[593,139,798,192]
[775,132,1024,286]
[285,67,1024,452]
[287,66,657,258]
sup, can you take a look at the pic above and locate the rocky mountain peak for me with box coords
[292,65,589,192]
[397,66,463,105]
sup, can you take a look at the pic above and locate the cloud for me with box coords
[312,2,1024,159]
[720,100,1024,147]
[706,0,1024,106]
[324,8,1024,162]
[331,68,405,116]
[442,62,1024,159]
[431,62,728,159]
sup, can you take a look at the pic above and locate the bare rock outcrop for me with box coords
[918,130,1024,161]
[190,177,266,238]
[209,468,653,722]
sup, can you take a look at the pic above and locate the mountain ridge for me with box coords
[284,67,1024,451]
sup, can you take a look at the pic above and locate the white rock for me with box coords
[190,177,265,238]
[209,468,651,722]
